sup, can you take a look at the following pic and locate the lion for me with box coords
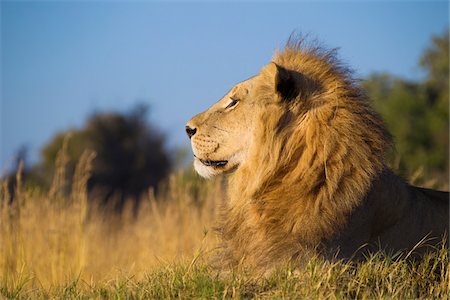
[186,39,449,268]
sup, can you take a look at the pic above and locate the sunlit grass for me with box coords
[1,251,448,298]
[0,149,448,298]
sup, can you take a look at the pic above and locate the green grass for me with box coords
[2,250,448,299]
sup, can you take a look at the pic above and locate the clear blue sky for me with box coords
[1,1,448,174]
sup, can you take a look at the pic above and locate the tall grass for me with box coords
[0,148,221,292]
[0,149,448,298]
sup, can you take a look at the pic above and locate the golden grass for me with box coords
[0,149,448,298]
[0,150,222,290]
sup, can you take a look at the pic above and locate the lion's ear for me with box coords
[268,63,300,102]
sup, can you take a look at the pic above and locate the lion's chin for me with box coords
[194,158,237,179]
[193,158,224,179]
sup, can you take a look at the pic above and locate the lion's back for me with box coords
[372,181,449,256]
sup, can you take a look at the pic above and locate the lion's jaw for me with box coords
[192,149,246,179]
[186,78,256,178]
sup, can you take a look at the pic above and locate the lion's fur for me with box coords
[187,39,449,269]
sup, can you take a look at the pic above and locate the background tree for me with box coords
[363,29,449,182]
[31,104,171,209]
[420,30,449,173]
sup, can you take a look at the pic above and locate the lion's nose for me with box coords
[185,126,197,139]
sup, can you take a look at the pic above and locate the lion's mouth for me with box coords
[195,156,228,167]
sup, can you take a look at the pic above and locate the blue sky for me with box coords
[1,1,448,174]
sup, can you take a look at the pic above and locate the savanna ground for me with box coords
[0,149,449,299]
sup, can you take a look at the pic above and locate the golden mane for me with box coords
[218,40,393,267]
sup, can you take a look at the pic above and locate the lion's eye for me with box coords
[226,99,239,109]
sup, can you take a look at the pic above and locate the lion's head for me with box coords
[187,61,321,178]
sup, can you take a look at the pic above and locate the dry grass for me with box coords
[0,150,449,298]
[0,149,221,291]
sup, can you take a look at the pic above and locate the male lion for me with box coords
[186,39,449,268]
